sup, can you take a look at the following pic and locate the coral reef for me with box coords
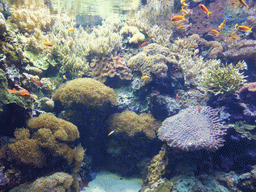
[223,40,256,60]
[127,43,176,82]
[198,60,247,95]
[158,106,228,151]
[146,144,168,190]
[10,172,73,192]
[90,54,132,83]
[52,78,117,108]
[107,110,160,139]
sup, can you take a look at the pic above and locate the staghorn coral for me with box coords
[52,78,117,108]
[107,110,160,139]
[10,172,73,192]
[8,7,55,33]
[146,144,168,190]
[198,60,247,95]
[90,54,132,83]
[128,43,176,82]
[158,106,228,151]
[223,40,256,60]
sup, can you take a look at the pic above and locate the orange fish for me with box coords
[211,30,220,36]
[43,42,53,47]
[140,42,149,48]
[199,4,212,17]
[8,88,31,98]
[181,0,188,7]
[218,20,226,30]
[31,79,43,87]
[181,7,190,15]
[8,88,19,93]
[141,76,150,80]
[67,28,75,32]
[239,0,249,10]
[171,15,186,22]
[177,26,185,29]
[235,24,238,28]
[238,25,253,32]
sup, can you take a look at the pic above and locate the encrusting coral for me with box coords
[120,25,145,44]
[90,54,132,83]
[158,106,228,151]
[198,60,247,95]
[146,144,168,190]
[10,172,73,192]
[107,110,160,139]
[52,78,117,108]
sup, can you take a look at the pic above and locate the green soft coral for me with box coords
[198,61,247,95]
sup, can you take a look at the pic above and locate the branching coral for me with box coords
[107,110,160,139]
[158,106,228,151]
[8,7,55,33]
[223,40,256,60]
[90,54,132,83]
[128,43,176,82]
[198,61,247,95]
[52,78,117,108]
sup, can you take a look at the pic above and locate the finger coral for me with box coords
[90,54,132,83]
[52,78,117,107]
[108,110,160,139]
[158,106,228,151]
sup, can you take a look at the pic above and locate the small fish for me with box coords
[211,30,220,36]
[218,20,226,30]
[171,15,187,22]
[31,79,43,87]
[63,75,67,80]
[108,130,115,136]
[43,42,53,47]
[235,24,238,28]
[141,76,150,80]
[177,26,185,29]
[238,25,253,32]
[199,4,212,17]
[19,90,31,98]
[197,106,202,113]
[140,42,149,48]
[181,0,188,7]
[146,59,149,63]
[170,54,175,59]
[67,28,75,32]
[176,93,181,102]
[238,0,249,10]
[181,7,190,15]
[48,85,54,92]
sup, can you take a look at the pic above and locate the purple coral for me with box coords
[157,106,228,151]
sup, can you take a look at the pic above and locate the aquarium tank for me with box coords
[0,0,256,191]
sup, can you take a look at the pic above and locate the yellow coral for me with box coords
[108,111,160,139]
[52,78,117,108]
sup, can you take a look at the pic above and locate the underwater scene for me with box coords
[1,0,256,191]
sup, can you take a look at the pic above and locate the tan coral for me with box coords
[236,82,256,94]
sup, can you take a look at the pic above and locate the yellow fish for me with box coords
[238,25,253,32]
[171,15,187,22]
[199,4,212,17]
[67,28,75,32]
[181,0,188,7]
[239,0,249,10]
[211,30,220,36]
[43,42,53,47]
[141,76,150,80]
[218,20,226,30]
[177,26,185,29]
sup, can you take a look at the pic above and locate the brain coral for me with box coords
[157,106,227,151]
[52,78,117,107]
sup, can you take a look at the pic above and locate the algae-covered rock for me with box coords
[0,69,32,110]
